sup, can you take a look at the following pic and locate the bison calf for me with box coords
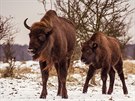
[24,10,76,99]
[81,32,128,94]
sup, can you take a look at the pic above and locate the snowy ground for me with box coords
[0,60,135,101]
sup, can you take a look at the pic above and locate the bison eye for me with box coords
[38,34,46,41]
[86,49,91,53]
[92,43,98,49]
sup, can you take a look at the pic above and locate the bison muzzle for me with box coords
[81,32,128,95]
[24,10,76,99]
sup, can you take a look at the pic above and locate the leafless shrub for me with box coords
[0,15,18,77]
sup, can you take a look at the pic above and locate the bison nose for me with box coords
[28,47,36,53]
[28,48,33,53]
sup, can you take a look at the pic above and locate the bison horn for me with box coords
[24,18,30,30]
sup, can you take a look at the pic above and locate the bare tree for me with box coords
[2,39,16,77]
[3,38,15,62]
[55,0,134,45]
[38,0,54,11]
[0,16,14,41]
[0,15,17,77]
[0,15,16,60]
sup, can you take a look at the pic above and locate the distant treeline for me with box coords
[0,44,135,61]
[0,44,32,61]
[124,44,135,59]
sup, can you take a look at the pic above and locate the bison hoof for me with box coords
[107,92,112,95]
[83,88,88,93]
[102,92,106,94]
[40,95,46,99]
[40,93,47,99]
[62,95,68,99]
[123,87,128,94]
[102,90,106,94]
[124,91,128,95]
[83,85,88,93]
[83,90,87,93]
[107,89,113,94]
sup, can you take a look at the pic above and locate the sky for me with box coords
[0,0,135,45]
[0,0,45,45]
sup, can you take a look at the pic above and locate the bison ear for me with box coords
[92,42,98,49]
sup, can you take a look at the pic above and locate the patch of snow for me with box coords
[0,62,9,69]
[0,73,135,101]
[73,60,87,68]
[0,60,135,100]
[124,59,135,64]
[0,61,40,71]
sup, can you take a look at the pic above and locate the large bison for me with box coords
[81,32,128,94]
[24,10,76,99]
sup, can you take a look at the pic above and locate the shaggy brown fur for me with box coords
[24,10,76,99]
[81,32,128,94]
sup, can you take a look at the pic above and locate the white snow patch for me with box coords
[0,60,135,100]
[124,59,135,64]
[73,60,87,68]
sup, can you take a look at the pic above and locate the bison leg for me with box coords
[115,59,128,94]
[101,64,109,94]
[55,63,62,96]
[39,61,49,99]
[59,60,68,99]
[107,67,115,94]
[83,65,96,93]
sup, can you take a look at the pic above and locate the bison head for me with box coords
[81,41,98,65]
[24,18,52,60]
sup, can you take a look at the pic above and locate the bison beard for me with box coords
[81,32,128,95]
[24,10,76,99]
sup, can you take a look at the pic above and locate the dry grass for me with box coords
[49,65,88,77]
[15,67,33,74]
[0,68,6,77]
[0,60,134,78]
[0,67,35,78]
[123,60,135,74]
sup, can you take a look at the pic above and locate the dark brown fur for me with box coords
[24,10,76,99]
[81,32,128,94]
